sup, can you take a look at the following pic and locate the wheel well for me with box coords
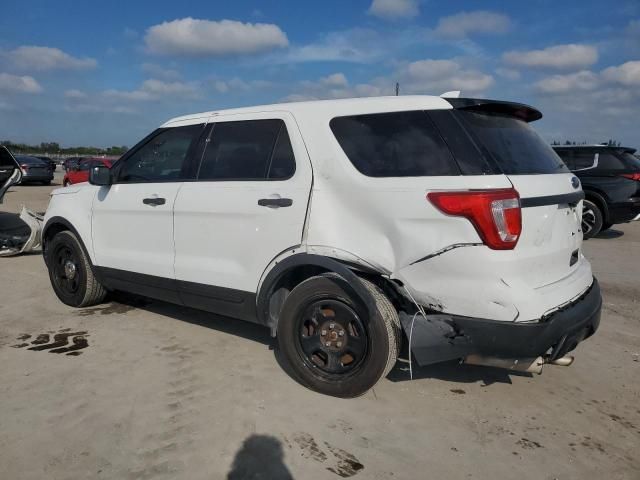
[42,222,70,254]
[261,258,407,336]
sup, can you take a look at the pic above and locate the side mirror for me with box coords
[0,146,23,204]
[89,165,112,186]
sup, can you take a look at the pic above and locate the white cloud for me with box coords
[0,73,43,93]
[399,59,494,95]
[212,77,273,93]
[434,11,511,38]
[534,70,600,94]
[141,63,182,81]
[65,103,137,115]
[282,59,493,102]
[7,46,97,71]
[368,0,419,20]
[103,79,201,101]
[601,60,640,86]
[496,67,521,80]
[283,73,387,102]
[284,28,384,63]
[503,44,598,70]
[144,18,288,56]
[64,89,88,99]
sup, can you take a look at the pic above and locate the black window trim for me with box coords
[111,124,208,185]
[193,118,297,182]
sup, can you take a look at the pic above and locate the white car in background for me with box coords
[42,95,601,397]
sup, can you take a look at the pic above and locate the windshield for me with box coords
[16,156,47,165]
[456,111,569,175]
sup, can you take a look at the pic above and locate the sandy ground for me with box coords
[1,174,638,480]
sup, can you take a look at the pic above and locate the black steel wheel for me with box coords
[46,230,107,307]
[51,243,83,297]
[296,299,368,378]
[277,273,399,398]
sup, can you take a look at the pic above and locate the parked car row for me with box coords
[553,145,640,238]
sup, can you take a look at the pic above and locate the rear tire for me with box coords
[582,199,603,239]
[46,230,107,307]
[277,273,399,398]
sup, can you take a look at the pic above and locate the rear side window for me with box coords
[330,111,458,177]
[573,152,597,170]
[456,111,568,174]
[198,119,295,180]
[619,151,640,170]
[598,151,640,171]
[118,125,203,183]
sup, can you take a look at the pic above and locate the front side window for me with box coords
[457,111,569,175]
[197,119,295,180]
[330,111,458,177]
[117,124,203,183]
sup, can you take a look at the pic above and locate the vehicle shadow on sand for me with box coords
[106,291,275,347]
[103,292,531,388]
[594,229,624,239]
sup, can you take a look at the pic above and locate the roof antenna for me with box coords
[395,82,400,96]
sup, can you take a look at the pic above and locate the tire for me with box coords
[277,273,399,398]
[582,199,603,239]
[42,181,51,186]
[601,221,613,231]
[46,230,107,307]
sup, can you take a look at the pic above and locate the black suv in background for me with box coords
[553,145,640,238]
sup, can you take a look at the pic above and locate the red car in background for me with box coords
[63,158,113,186]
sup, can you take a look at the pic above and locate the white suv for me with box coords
[43,96,601,397]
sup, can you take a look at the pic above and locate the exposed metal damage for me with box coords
[0,207,43,257]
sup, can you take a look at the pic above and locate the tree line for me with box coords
[0,140,128,157]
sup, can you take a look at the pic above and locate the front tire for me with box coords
[277,273,399,398]
[46,230,107,307]
[582,199,603,239]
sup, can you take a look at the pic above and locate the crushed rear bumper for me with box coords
[401,278,601,366]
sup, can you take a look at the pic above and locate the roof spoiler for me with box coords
[446,98,543,122]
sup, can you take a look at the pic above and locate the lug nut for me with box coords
[329,323,335,329]
[325,342,331,347]
[336,342,342,347]
[338,331,344,337]
[321,330,327,335]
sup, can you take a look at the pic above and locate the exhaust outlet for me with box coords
[546,355,574,367]
[463,355,544,374]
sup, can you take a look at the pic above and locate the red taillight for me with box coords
[427,188,522,250]
[621,173,640,181]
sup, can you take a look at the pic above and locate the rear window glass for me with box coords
[617,151,640,170]
[456,111,568,174]
[330,111,458,177]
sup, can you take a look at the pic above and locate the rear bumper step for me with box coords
[400,278,601,367]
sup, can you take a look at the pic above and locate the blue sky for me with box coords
[1,0,639,148]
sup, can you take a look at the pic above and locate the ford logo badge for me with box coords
[571,176,580,189]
